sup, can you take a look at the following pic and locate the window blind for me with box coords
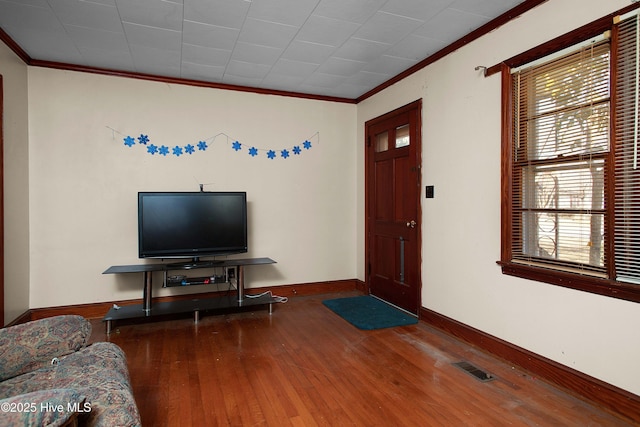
[511,40,610,275]
[614,12,640,284]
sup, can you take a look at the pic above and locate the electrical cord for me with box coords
[245,290,288,303]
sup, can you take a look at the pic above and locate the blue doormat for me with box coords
[322,295,418,330]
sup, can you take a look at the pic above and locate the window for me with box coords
[498,6,640,303]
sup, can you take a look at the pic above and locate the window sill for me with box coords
[497,261,640,303]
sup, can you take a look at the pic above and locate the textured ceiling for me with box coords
[0,0,526,100]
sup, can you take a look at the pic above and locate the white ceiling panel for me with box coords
[261,73,307,92]
[346,69,390,86]
[2,0,49,7]
[123,22,181,51]
[0,0,530,99]
[352,11,424,45]
[0,1,62,33]
[247,0,318,27]
[333,38,391,63]
[382,0,453,21]
[183,0,250,29]
[129,44,181,75]
[237,18,298,49]
[281,40,335,64]
[182,44,231,67]
[416,7,492,41]
[384,34,447,61]
[296,15,360,47]
[451,0,523,17]
[302,72,348,89]
[116,0,182,31]
[231,41,283,66]
[21,29,83,62]
[182,20,239,50]
[226,59,271,79]
[363,54,418,75]
[181,61,225,81]
[48,0,122,32]
[270,58,319,78]
[76,45,134,71]
[316,57,367,77]
[64,25,129,52]
[313,0,386,24]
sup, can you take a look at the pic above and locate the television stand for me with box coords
[102,257,276,333]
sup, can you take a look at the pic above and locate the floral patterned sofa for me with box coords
[0,315,141,426]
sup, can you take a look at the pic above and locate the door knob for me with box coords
[406,220,416,228]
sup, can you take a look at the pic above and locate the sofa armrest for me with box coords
[0,389,86,427]
[0,315,92,381]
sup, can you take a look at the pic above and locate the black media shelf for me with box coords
[103,293,275,324]
[102,257,277,333]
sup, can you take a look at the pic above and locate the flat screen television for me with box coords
[138,191,247,263]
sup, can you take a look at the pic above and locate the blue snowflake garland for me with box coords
[114,129,317,160]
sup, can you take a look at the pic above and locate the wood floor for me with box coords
[90,292,636,426]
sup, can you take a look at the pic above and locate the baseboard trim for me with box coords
[6,310,32,327]
[27,279,363,321]
[419,306,640,423]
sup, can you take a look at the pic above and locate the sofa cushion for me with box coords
[0,388,86,427]
[0,342,140,427]
[0,316,91,382]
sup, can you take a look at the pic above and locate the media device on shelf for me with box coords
[138,191,247,268]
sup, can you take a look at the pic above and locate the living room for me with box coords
[0,0,638,423]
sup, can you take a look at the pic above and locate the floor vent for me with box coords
[452,361,495,382]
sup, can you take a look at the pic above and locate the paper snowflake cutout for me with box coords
[118,130,317,161]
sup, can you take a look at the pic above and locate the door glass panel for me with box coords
[376,131,389,152]
[396,125,410,148]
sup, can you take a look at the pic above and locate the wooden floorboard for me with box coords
[90,292,637,426]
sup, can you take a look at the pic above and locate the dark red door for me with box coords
[365,100,422,314]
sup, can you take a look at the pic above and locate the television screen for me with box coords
[138,192,247,260]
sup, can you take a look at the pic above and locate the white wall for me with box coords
[357,0,640,396]
[27,69,357,307]
[0,41,30,324]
